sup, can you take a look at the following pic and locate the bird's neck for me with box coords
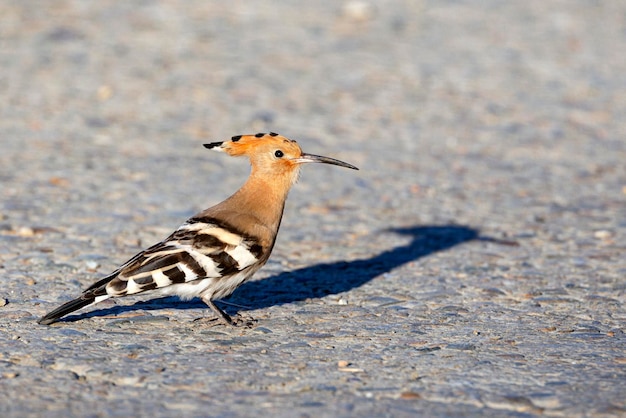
[223,170,296,233]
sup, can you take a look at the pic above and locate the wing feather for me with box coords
[103,219,265,297]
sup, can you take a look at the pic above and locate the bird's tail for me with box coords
[38,273,116,325]
[37,295,105,325]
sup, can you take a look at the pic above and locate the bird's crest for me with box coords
[204,132,299,157]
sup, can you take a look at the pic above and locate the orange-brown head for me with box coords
[202,132,358,236]
[204,133,358,181]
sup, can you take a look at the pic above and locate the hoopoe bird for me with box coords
[38,133,358,326]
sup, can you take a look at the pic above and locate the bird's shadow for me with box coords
[60,225,501,323]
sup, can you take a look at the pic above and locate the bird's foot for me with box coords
[193,313,257,328]
[228,313,257,328]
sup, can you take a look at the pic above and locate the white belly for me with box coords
[154,267,260,301]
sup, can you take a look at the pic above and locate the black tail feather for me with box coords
[38,296,96,325]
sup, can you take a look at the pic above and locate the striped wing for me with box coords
[102,217,265,297]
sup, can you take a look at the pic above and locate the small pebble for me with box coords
[593,230,613,239]
[253,327,273,334]
[342,1,375,22]
[17,227,35,237]
[399,392,421,400]
[85,260,100,270]
[337,360,350,368]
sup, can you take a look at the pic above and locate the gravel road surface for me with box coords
[1,1,625,417]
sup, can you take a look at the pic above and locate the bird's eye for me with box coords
[274,150,284,158]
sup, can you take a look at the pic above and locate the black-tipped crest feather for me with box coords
[203,142,223,149]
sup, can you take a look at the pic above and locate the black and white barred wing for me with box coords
[102,217,265,297]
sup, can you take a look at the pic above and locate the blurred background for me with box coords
[1,1,625,416]
[2,1,624,229]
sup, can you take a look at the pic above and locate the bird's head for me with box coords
[204,133,358,181]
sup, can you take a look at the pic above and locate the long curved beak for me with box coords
[292,153,359,170]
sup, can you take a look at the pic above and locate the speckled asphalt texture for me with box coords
[1,1,625,417]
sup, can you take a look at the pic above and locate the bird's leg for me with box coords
[201,296,235,325]
[201,296,256,327]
